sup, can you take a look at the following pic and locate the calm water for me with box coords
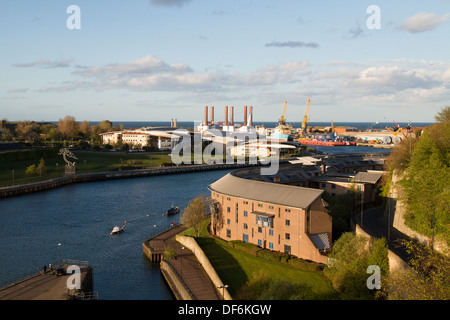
[0,169,233,300]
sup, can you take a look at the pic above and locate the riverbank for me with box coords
[0,162,261,199]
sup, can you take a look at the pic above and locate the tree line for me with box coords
[0,115,122,145]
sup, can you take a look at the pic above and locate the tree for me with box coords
[25,164,37,176]
[399,117,450,246]
[180,195,208,237]
[325,232,389,300]
[58,115,79,139]
[383,239,450,300]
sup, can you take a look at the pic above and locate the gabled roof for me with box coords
[209,172,323,209]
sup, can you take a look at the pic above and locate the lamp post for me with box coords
[57,243,61,266]
[218,285,229,300]
[12,170,14,186]
[180,246,185,278]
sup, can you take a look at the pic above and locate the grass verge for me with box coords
[180,219,338,299]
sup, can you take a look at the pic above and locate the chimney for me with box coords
[230,106,234,125]
[244,105,247,126]
[249,106,253,126]
[211,106,214,125]
[204,106,208,126]
[224,106,228,126]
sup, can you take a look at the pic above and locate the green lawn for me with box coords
[0,149,171,187]
[180,220,338,299]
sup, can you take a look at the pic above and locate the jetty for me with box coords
[0,260,94,300]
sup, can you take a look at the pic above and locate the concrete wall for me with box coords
[175,234,232,300]
[160,260,195,300]
[353,220,410,273]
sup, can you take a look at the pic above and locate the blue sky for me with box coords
[1,0,449,123]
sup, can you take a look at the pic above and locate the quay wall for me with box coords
[160,260,195,300]
[0,162,260,199]
[175,234,232,300]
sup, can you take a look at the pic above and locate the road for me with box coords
[354,205,411,262]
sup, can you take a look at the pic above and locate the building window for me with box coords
[285,233,290,240]
[285,219,290,226]
[243,223,248,230]
[321,183,326,188]
[284,208,291,213]
[269,229,274,236]
[332,184,336,189]
[258,239,263,246]
[284,245,291,254]
[258,203,263,207]
[269,242,274,249]
[227,207,230,213]
[258,227,262,233]
[226,229,231,238]
[243,234,249,243]
[268,205,274,209]
[227,219,230,225]
[244,210,248,217]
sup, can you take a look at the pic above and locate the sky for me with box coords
[1,0,449,123]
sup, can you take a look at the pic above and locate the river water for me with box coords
[0,145,388,299]
[0,169,234,300]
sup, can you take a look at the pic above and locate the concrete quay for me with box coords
[0,263,94,300]
[143,225,221,300]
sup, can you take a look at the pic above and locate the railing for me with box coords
[0,261,58,289]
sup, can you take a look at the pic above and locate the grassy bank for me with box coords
[180,220,338,299]
[0,148,171,187]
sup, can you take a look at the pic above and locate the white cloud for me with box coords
[400,12,450,33]
[13,59,73,68]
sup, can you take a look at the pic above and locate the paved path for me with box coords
[355,206,411,262]
[148,225,221,300]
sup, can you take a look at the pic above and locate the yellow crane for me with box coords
[279,101,287,126]
[300,98,311,137]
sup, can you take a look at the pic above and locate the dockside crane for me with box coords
[279,101,288,126]
[300,98,311,138]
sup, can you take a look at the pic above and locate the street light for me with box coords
[218,285,228,300]
[57,243,61,266]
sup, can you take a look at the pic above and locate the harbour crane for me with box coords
[300,98,311,138]
[279,101,287,126]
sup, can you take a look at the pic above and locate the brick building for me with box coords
[209,172,332,264]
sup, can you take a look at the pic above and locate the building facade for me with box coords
[209,172,332,264]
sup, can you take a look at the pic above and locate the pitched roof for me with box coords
[209,172,323,209]
[353,171,383,184]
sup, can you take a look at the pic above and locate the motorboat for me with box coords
[110,225,125,235]
[166,206,180,216]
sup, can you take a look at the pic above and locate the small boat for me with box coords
[110,225,125,235]
[166,206,180,216]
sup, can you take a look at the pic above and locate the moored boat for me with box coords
[166,206,180,216]
[110,225,125,235]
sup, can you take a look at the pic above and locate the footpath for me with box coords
[145,225,221,300]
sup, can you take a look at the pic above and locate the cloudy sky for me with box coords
[1,0,449,123]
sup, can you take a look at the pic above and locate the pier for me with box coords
[0,260,94,300]
[143,225,222,300]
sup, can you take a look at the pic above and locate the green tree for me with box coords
[25,164,37,176]
[180,195,208,237]
[383,239,450,300]
[399,118,450,246]
[325,232,388,300]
